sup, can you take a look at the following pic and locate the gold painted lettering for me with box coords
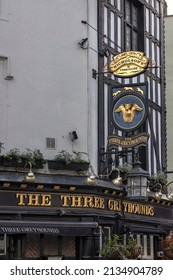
[149,206,154,216]
[123,202,128,212]
[83,196,93,208]
[108,199,121,211]
[60,195,71,207]
[71,196,82,207]
[28,194,40,206]
[16,193,27,206]
[41,194,51,206]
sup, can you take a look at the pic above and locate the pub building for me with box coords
[0,0,172,260]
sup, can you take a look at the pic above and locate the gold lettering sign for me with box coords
[108,133,149,148]
[16,193,51,206]
[109,51,149,78]
[15,193,154,216]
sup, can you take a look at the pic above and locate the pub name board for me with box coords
[0,191,154,217]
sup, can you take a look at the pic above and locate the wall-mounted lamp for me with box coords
[165,181,173,200]
[69,130,78,141]
[25,162,35,183]
[78,38,88,49]
[152,183,163,200]
[86,165,96,185]
[111,168,123,187]
[98,165,123,188]
[127,160,149,201]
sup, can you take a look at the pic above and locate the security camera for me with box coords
[157,251,164,258]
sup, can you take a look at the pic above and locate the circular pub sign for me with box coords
[112,93,146,132]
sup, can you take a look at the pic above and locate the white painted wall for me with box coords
[0,0,98,168]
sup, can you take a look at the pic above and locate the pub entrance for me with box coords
[0,232,96,260]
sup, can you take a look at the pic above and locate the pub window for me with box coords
[0,234,7,255]
[0,0,8,20]
[99,226,111,256]
[124,0,144,51]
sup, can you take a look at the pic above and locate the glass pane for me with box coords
[151,12,155,36]
[156,17,160,40]
[147,235,151,255]
[132,5,137,27]
[126,26,131,50]
[110,11,115,48]
[156,0,160,13]
[125,0,131,22]
[132,31,138,50]
[117,16,122,51]
[146,37,150,57]
[104,7,108,44]
[117,0,121,11]
[145,8,150,32]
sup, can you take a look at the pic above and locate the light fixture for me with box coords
[86,165,96,185]
[99,165,123,187]
[153,183,162,200]
[69,130,78,141]
[25,162,35,183]
[165,181,173,200]
[127,160,149,201]
[111,168,123,187]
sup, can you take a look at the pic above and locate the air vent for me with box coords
[46,138,56,149]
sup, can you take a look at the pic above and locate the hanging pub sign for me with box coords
[109,51,149,78]
[108,133,150,148]
[112,84,148,132]
[108,84,149,148]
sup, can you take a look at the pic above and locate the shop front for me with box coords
[0,172,173,260]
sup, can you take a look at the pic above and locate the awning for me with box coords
[0,220,98,236]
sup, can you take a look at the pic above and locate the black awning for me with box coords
[0,220,98,235]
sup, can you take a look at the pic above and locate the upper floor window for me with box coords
[0,0,8,20]
[124,0,144,51]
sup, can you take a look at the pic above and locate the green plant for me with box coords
[22,149,47,165]
[149,171,167,186]
[3,148,23,163]
[55,150,73,164]
[2,148,46,166]
[117,163,132,174]
[100,234,141,260]
[54,150,89,165]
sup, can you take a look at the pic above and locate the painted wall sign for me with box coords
[112,85,148,132]
[109,51,149,78]
[0,190,154,217]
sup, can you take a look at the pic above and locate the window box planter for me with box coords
[0,148,46,169]
[1,158,44,169]
[47,160,89,171]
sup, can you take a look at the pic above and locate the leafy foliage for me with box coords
[2,148,46,165]
[100,234,141,260]
[54,150,89,164]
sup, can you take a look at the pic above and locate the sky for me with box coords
[166,0,173,15]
